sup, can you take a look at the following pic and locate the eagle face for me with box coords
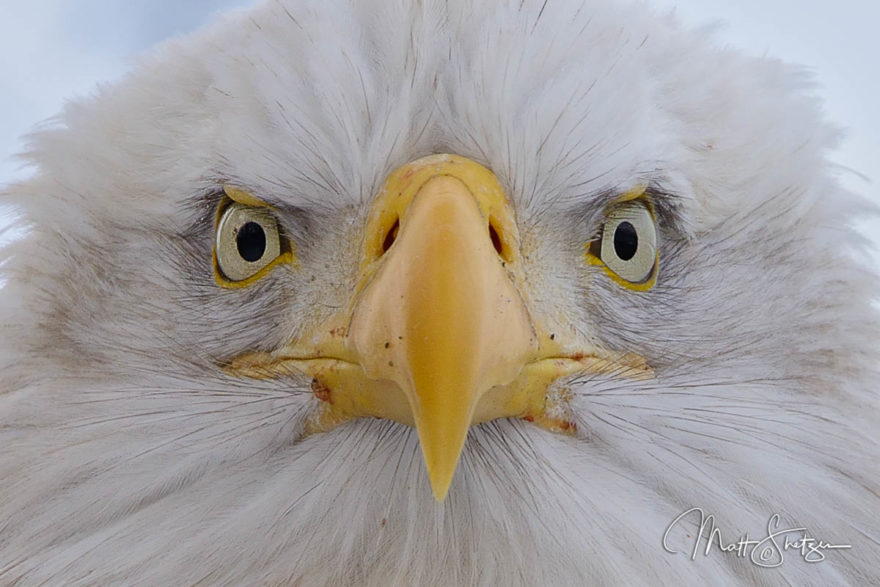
[1,0,877,584]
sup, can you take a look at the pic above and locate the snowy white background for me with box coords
[1,0,878,271]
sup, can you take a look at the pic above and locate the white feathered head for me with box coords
[1,0,878,584]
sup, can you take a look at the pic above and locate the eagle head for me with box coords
[1,0,877,584]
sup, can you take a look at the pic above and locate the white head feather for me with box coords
[1,0,878,584]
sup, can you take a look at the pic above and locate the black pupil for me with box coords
[613,221,638,261]
[236,222,267,262]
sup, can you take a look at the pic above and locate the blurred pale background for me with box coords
[1,1,878,271]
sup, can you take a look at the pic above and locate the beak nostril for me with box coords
[488,221,504,258]
[382,218,400,254]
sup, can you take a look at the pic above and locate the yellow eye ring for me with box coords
[212,187,296,288]
[585,189,658,291]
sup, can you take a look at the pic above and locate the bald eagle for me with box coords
[1,0,878,584]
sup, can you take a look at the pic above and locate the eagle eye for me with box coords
[214,200,287,285]
[587,198,658,290]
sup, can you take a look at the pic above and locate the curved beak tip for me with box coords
[424,448,461,502]
[429,471,454,502]
[415,416,470,502]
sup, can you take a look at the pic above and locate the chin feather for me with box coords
[0,366,876,584]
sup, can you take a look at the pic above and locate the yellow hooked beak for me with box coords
[226,154,651,500]
[347,169,537,498]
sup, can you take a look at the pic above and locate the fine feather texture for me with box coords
[1,0,879,584]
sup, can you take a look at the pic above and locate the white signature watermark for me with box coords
[663,507,851,567]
